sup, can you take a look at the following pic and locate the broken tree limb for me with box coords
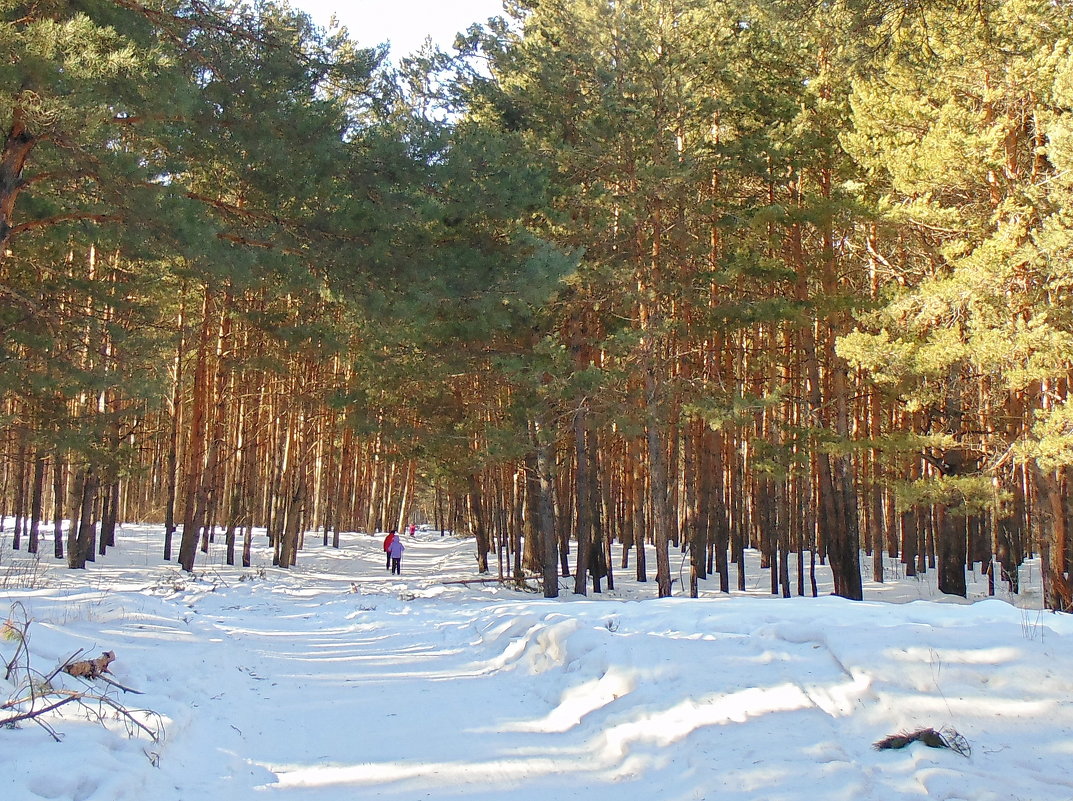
[98,673,144,695]
[47,649,86,684]
[63,651,115,679]
[1,691,83,727]
[93,694,163,740]
[1,607,162,750]
[59,650,144,693]
[873,726,971,756]
[1,686,163,744]
[441,577,515,585]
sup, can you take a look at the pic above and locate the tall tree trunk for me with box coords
[99,480,119,556]
[1034,466,1073,611]
[936,504,968,597]
[632,438,648,583]
[682,420,702,599]
[52,456,65,559]
[572,405,593,595]
[792,235,860,598]
[646,380,673,598]
[523,450,544,573]
[468,473,490,573]
[28,449,45,554]
[532,417,558,598]
[69,467,98,570]
[707,429,730,593]
[12,435,26,550]
[178,288,215,572]
[588,427,608,593]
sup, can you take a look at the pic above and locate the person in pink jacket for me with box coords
[388,534,405,575]
[383,530,397,571]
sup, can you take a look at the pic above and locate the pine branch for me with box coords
[0,690,83,726]
[1,604,30,682]
[9,212,125,236]
[185,190,370,247]
[215,231,303,256]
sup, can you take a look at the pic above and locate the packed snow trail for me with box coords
[2,529,1073,801]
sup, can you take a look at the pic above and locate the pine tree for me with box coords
[838,0,1073,605]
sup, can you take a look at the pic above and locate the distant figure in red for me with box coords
[388,534,405,575]
[383,530,397,571]
[408,523,417,537]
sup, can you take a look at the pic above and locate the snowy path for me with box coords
[2,530,1073,801]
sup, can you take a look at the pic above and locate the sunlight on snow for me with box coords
[258,756,566,791]
[893,645,1023,666]
[491,668,637,734]
[599,684,814,758]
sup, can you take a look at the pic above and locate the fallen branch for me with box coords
[94,694,163,741]
[441,577,516,585]
[1,691,83,728]
[1,688,163,743]
[1,605,163,751]
[874,726,971,756]
[63,651,116,680]
[98,673,144,695]
[46,649,86,685]
[61,649,147,695]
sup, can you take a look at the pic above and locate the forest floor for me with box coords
[1,526,1070,801]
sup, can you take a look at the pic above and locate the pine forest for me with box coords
[3,0,1073,612]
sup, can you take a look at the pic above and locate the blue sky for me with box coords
[293,0,507,59]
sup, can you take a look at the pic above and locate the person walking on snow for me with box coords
[389,534,405,575]
[383,530,397,571]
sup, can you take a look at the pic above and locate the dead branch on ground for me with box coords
[63,651,116,679]
[874,726,971,756]
[1,604,163,749]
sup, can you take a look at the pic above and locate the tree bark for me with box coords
[572,405,593,595]
[936,504,968,597]
[532,417,559,598]
[28,450,45,554]
[646,381,673,598]
[178,288,215,572]
[0,107,38,255]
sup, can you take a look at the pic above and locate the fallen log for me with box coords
[442,577,513,585]
[442,577,535,585]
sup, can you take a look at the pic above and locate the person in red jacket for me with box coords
[383,530,397,571]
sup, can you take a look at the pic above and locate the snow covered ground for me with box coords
[1,526,1071,801]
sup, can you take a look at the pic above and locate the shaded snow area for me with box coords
[2,527,1072,801]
